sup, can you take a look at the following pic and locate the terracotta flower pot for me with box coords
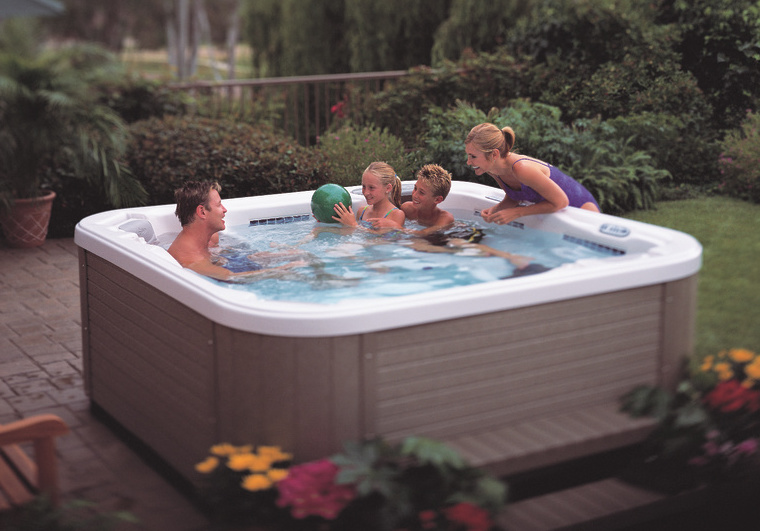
[0,190,57,248]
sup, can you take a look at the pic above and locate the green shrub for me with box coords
[501,0,720,185]
[364,64,468,148]
[655,0,760,132]
[96,74,190,124]
[718,110,760,203]
[552,52,710,125]
[365,53,531,148]
[562,133,668,214]
[316,124,413,186]
[605,112,720,188]
[126,116,329,205]
[423,100,669,214]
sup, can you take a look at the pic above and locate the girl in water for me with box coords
[465,123,600,225]
[332,161,406,229]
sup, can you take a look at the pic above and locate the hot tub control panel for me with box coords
[599,223,631,238]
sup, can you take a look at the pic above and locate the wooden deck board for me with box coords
[444,403,658,476]
[498,478,670,531]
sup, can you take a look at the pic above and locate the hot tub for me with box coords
[75,181,701,483]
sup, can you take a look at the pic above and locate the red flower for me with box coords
[331,101,346,119]
[442,502,493,531]
[703,380,760,413]
[418,509,437,529]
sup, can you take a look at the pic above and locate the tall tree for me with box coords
[431,0,532,64]
[345,0,451,72]
[278,0,348,76]
[46,0,166,50]
[242,0,284,76]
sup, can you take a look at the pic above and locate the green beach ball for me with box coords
[311,184,352,223]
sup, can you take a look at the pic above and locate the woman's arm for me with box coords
[481,160,569,224]
[480,195,520,219]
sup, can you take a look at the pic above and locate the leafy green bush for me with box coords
[423,100,669,214]
[0,43,146,237]
[718,110,760,203]
[365,53,531,148]
[655,0,760,133]
[95,74,190,124]
[501,0,719,185]
[605,112,720,188]
[126,116,329,205]
[316,124,414,186]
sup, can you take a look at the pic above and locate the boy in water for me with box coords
[401,164,455,232]
[400,165,551,277]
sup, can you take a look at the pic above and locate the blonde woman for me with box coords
[465,123,600,225]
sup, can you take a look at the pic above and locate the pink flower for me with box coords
[734,439,758,456]
[275,459,356,520]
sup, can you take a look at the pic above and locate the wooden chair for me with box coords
[0,414,70,511]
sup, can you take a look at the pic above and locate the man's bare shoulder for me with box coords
[167,232,207,267]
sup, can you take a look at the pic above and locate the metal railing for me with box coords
[169,70,410,146]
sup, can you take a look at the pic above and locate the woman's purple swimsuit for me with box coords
[496,158,600,211]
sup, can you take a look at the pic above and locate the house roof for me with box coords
[0,0,64,19]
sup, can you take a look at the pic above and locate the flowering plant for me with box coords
[194,443,293,526]
[195,436,508,530]
[621,348,760,493]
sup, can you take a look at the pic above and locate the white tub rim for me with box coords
[74,181,702,337]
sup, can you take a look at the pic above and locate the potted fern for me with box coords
[0,43,146,247]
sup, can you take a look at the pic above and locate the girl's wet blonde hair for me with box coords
[364,161,402,207]
[465,123,516,159]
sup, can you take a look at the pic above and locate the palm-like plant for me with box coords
[0,43,146,212]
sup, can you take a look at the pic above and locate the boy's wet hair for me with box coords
[423,227,484,246]
[417,164,452,200]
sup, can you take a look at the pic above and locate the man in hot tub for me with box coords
[168,180,307,281]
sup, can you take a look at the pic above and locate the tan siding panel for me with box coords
[367,284,663,439]
[214,331,365,463]
[90,353,215,476]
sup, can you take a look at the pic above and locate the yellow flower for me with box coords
[227,452,259,471]
[713,362,734,381]
[210,443,254,456]
[258,446,293,462]
[700,355,714,372]
[745,358,760,380]
[247,454,273,473]
[728,348,755,363]
[195,456,219,474]
[210,443,238,457]
[267,468,289,483]
[241,473,273,491]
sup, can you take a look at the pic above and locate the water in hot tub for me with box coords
[192,211,623,304]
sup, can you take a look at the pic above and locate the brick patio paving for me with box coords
[1,238,211,530]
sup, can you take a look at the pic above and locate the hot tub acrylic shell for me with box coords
[75,181,702,482]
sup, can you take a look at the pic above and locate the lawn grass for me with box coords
[120,45,255,80]
[623,196,760,360]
